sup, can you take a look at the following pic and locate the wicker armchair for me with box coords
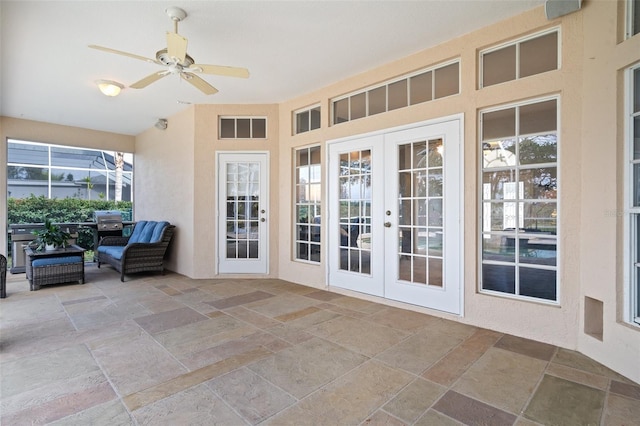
[1,253,7,298]
[96,221,175,282]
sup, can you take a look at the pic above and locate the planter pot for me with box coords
[45,244,57,251]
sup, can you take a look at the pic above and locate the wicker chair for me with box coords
[1,254,7,298]
[96,221,175,282]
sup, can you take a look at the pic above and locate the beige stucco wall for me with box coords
[277,3,640,383]
[0,116,135,257]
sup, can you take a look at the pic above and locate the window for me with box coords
[294,105,321,134]
[331,60,460,125]
[480,98,559,302]
[219,117,267,139]
[7,140,133,202]
[628,0,640,38]
[627,64,640,325]
[480,29,559,88]
[294,146,321,262]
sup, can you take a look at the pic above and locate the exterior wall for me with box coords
[277,3,640,383]
[191,104,280,279]
[0,116,135,257]
[135,107,196,277]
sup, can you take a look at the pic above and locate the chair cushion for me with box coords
[150,221,169,243]
[128,221,148,244]
[98,246,124,260]
[32,256,83,267]
[138,221,158,243]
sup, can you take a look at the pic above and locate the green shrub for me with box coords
[7,195,133,251]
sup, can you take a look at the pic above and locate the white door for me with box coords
[328,118,462,314]
[217,152,269,274]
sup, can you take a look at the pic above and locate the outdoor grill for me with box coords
[94,211,123,231]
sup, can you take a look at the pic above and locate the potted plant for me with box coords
[31,218,72,251]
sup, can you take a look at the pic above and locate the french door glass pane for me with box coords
[226,162,261,259]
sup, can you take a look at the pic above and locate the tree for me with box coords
[82,176,94,200]
[114,152,124,202]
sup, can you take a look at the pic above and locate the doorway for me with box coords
[327,117,463,314]
[217,152,269,274]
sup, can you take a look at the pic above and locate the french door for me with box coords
[328,118,462,314]
[217,152,269,274]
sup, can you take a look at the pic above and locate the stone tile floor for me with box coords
[1,264,638,425]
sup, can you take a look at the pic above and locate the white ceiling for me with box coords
[0,0,545,136]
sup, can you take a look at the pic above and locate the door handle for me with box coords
[384,222,392,228]
[260,218,266,222]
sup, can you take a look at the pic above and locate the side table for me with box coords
[25,245,86,290]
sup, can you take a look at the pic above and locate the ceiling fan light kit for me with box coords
[89,6,249,96]
[96,80,124,97]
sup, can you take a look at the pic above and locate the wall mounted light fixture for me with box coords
[155,119,168,130]
[96,80,124,97]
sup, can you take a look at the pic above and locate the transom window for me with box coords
[627,63,640,325]
[294,105,321,135]
[628,0,640,38]
[219,117,267,139]
[480,29,559,88]
[332,60,460,125]
[294,146,321,263]
[480,97,559,302]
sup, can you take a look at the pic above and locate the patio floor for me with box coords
[1,264,638,425]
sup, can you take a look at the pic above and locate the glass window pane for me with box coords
[7,166,49,198]
[8,142,48,165]
[398,144,410,170]
[310,146,321,165]
[334,98,349,124]
[634,116,640,159]
[410,71,432,105]
[522,201,557,234]
[434,62,459,99]
[634,68,640,113]
[483,139,517,168]
[252,118,266,138]
[519,135,557,165]
[482,170,517,200]
[428,139,443,167]
[519,167,557,199]
[310,107,321,130]
[482,263,516,294]
[482,234,515,263]
[220,118,235,138]
[368,86,386,116]
[51,147,104,168]
[388,79,408,111]
[519,32,558,78]
[413,141,427,169]
[483,108,516,140]
[519,267,556,300]
[297,148,309,166]
[428,169,443,197]
[237,118,251,138]
[634,164,640,207]
[520,236,557,266]
[483,45,516,87]
[519,100,557,135]
[428,198,443,226]
[297,111,309,134]
[351,93,366,120]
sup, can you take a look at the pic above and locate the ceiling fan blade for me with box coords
[189,64,250,79]
[166,32,188,63]
[130,71,170,89]
[89,44,158,64]
[181,73,218,95]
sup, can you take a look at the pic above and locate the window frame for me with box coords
[293,144,322,264]
[330,59,460,125]
[478,96,560,304]
[625,63,640,326]
[479,27,561,89]
[627,0,640,39]
[218,116,268,139]
[293,105,321,135]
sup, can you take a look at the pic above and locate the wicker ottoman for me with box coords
[28,256,84,290]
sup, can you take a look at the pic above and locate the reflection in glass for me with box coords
[634,116,640,160]
[519,167,557,199]
[413,141,426,168]
[522,202,557,234]
[483,170,516,200]
[429,258,443,287]
[519,135,557,165]
[634,164,640,207]
[428,169,443,197]
[428,199,443,226]
[482,234,515,262]
[483,139,516,168]
[8,142,48,165]
[482,264,516,294]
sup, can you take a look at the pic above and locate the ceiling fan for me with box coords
[89,6,249,95]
